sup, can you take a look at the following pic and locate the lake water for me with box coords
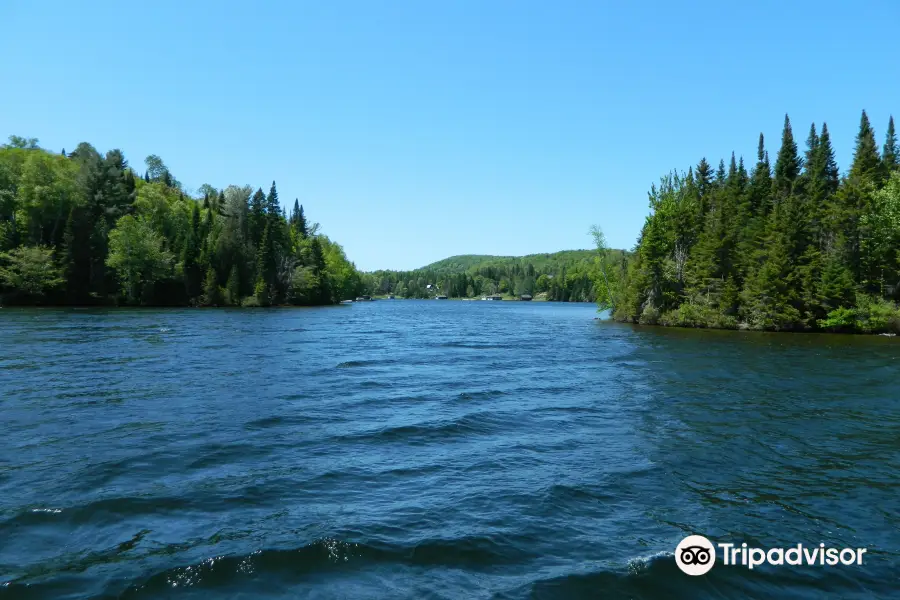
[1,301,897,599]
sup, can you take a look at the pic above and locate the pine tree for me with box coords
[803,123,819,176]
[695,158,713,214]
[882,116,898,173]
[310,236,331,303]
[773,114,801,197]
[61,207,90,303]
[715,159,727,187]
[805,123,839,247]
[226,264,241,306]
[818,123,839,195]
[748,133,772,216]
[290,199,303,236]
[144,171,150,183]
[248,188,266,249]
[61,148,66,156]
[266,181,280,216]
[297,204,308,238]
[183,203,202,301]
[256,221,275,287]
[254,222,274,306]
[850,109,881,181]
[203,267,223,306]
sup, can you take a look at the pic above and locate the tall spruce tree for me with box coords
[183,203,202,301]
[226,263,241,306]
[748,133,772,216]
[248,188,266,249]
[882,116,898,173]
[254,221,274,305]
[310,236,330,303]
[803,123,819,176]
[773,114,801,197]
[695,158,713,214]
[850,110,881,181]
[818,123,840,195]
[290,199,308,238]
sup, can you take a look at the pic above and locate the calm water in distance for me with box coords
[1,300,898,599]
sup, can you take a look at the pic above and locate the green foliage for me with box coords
[225,264,241,306]
[773,114,801,196]
[817,307,857,332]
[0,245,64,299]
[106,215,174,304]
[818,297,900,334]
[882,116,898,173]
[365,249,618,301]
[0,139,359,307]
[850,110,881,182]
[614,111,900,334]
[203,267,224,306]
[659,303,738,329]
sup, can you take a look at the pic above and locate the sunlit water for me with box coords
[1,301,898,599]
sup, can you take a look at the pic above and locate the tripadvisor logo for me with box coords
[675,535,716,575]
[675,535,867,576]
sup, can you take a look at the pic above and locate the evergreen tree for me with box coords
[266,181,280,216]
[803,123,819,176]
[818,123,840,195]
[748,133,772,216]
[226,263,241,306]
[882,116,898,173]
[288,200,309,239]
[0,139,357,308]
[310,236,330,303]
[203,267,223,306]
[254,222,274,306]
[248,188,266,249]
[183,203,202,301]
[297,204,308,238]
[805,123,839,247]
[773,114,801,197]
[695,158,713,212]
[61,206,91,303]
[850,109,881,181]
[715,159,727,187]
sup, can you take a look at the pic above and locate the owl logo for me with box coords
[675,535,716,575]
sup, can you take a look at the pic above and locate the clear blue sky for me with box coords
[2,1,897,270]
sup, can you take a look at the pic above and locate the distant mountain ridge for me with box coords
[364,248,625,302]
[417,250,597,273]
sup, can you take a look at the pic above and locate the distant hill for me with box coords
[364,248,625,302]
[418,250,598,273]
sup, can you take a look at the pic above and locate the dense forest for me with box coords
[0,137,364,306]
[600,111,900,333]
[364,250,625,301]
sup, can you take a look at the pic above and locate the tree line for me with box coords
[597,111,900,333]
[0,137,364,306]
[364,250,624,301]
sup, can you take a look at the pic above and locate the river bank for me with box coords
[610,297,900,335]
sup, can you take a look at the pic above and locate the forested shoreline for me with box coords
[598,111,900,334]
[0,137,364,307]
[363,250,624,301]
